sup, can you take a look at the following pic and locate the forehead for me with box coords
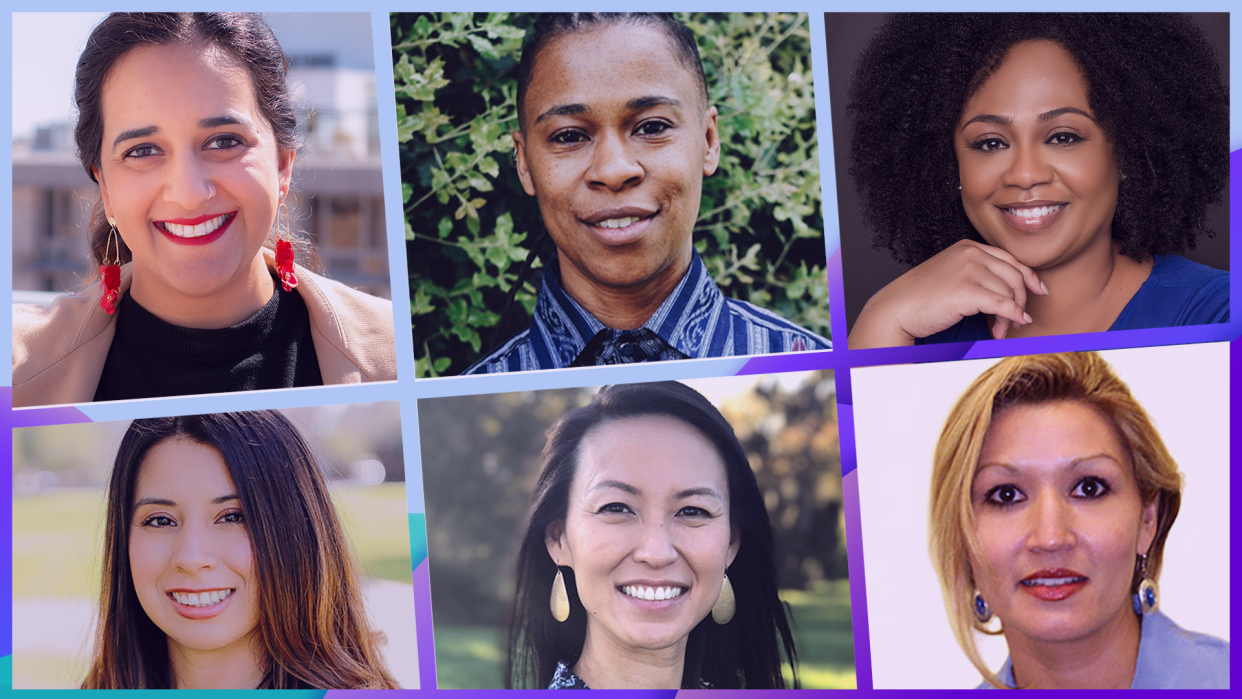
[135,438,235,498]
[574,415,728,496]
[101,42,262,134]
[522,24,703,120]
[979,400,1129,471]
[963,40,1091,117]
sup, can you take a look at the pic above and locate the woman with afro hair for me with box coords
[845,14,1228,347]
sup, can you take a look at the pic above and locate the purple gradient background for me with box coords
[6,147,1239,694]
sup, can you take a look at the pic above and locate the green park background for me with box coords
[11,404,417,689]
[418,373,855,688]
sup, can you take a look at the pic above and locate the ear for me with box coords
[545,518,570,567]
[1137,498,1159,555]
[277,149,296,194]
[513,131,537,197]
[94,166,115,223]
[701,106,720,178]
[726,522,740,568]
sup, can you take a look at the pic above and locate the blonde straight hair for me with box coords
[929,352,1182,687]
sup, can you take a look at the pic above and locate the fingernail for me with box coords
[1023,312,1033,324]
[1040,281,1049,296]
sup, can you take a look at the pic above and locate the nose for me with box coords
[585,132,644,191]
[170,522,219,573]
[163,153,216,210]
[1002,141,1054,190]
[632,518,678,568]
[1025,490,1077,553]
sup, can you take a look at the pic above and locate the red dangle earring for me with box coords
[275,192,298,292]
[99,218,121,315]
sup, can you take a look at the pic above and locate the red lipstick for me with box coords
[1019,569,1088,602]
[155,212,236,247]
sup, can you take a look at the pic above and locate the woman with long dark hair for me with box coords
[81,411,398,689]
[12,13,396,407]
[507,381,797,688]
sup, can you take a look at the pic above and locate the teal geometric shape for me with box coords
[409,513,428,570]
[1,655,10,689]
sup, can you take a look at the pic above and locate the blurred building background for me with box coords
[11,13,390,300]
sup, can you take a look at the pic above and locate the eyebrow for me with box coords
[587,481,723,502]
[960,106,1096,132]
[533,95,683,126]
[110,114,252,151]
[975,453,1124,475]
[134,494,240,507]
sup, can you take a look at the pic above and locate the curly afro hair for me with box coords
[847,13,1227,267]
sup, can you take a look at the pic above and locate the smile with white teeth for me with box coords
[596,216,641,229]
[621,585,685,601]
[1007,204,1065,219]
[170,589,234,607]
[1021,576,1086,587]
[160,213,232,238]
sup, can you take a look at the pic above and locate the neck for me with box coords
[557,248,692,330]
[168,632,265,689]
[573,627,688,690]
[1005,237,1151,338]
[1005,607,1141,689]
[129,253,276,329]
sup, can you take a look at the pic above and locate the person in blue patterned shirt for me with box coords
[464,13,829,375]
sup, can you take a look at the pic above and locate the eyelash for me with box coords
[138,509,245,528]
[548,119,674,146]
[595,503,714,518]
[982,476,1112,507]
[967,131,1085,152]
[122,135,245,160]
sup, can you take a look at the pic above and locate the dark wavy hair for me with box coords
[74,12,310,270]
[506,381,797,688]
[82,411,398,689]
[515,13,707,131]
[848,13,1228,267]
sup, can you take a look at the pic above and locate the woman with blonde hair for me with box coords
[930,352,1228,688]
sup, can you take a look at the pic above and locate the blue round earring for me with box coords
[973,590,992,624]
[1133,553,1159,615]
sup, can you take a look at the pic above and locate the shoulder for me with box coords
[1134,611,1230,689]
[1115,255,1229,327]
[723,298,831,350]
[462,329,535,375]
[13,289,119,407]
[295,269,398,382]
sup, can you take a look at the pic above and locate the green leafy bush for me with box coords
[394,13,830,376]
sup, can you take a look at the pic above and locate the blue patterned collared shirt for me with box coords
[463,253,829,375]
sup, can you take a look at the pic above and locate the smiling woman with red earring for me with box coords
[12,13,397,407]
[845,14,1228,348]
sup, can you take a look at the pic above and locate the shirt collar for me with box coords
[529,252,727,367]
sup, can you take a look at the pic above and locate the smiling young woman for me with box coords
[81,411,399,689]
[507,382,797,689]
[845,14,1228,348]
[12,13,396,407]
[929,353,1228,688]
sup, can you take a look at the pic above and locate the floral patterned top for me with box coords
[547,661,713,689]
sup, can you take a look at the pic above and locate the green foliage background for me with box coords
[393,13,830,376]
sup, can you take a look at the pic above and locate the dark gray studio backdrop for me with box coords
[825,13,1230,334]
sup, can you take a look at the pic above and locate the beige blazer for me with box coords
[13,258,398,407]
